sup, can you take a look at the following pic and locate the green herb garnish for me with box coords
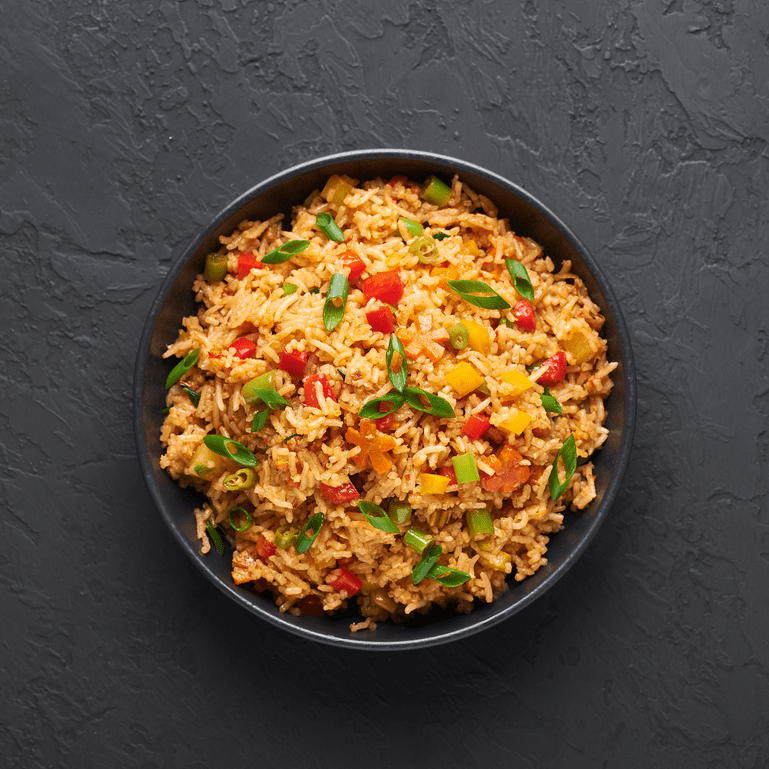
[505,260,534,301]
[203,435,257,467]
[296,512,324,554]
[246,387,290,410]
[426,563,471,586]
[359,391,406,419]
[165,349,200,389]
[283,433,301,443]
[180,383,200,408]
[357,501,400,534]
[261,239,310,264]
[549,434,577,501]
[447,280,511,310]
[404,386,455,418]
[386,333,408,393]
[412,544,442,584]
[433,232,449,241]
[323,272,349,332]
[251,410,269,432]
[316,212,344,242]
[205,522,225,555]
[540,387,562,414]
[282,283,298,296]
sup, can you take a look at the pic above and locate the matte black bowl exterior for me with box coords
[134,150,636,650]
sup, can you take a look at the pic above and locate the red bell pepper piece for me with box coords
[481,446,531,493]
[279,347,308,377]
[341,249,366,284]
[319,482,360,504]
[536,351,567,385]
[362,270,404,306]
[513,299,536,330]
[375,412,397,431]
[438,465,458,486]
[237,253,264,279]
[387,175,408,186]
[302,373,336,408]
[228,337,256,359]
[462,414,491,440]
[329,566,362,596]
[365,306,395,334]
[255,536,276,559]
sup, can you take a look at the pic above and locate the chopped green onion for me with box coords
[421,175,451,206]
[282,283,298,296]
[386,333,408,393]
[296,512,324,554]
[466,509,494,538]
[323,272,349,332]
[412,544,442,584]
[447,280,511,310]
[316,212,345,242]
[180,383,201,408]
[205,522,225,555]
[452,452,480,484]
[274,525,299,549]
[309,287,321,294]
[162,406,170,414]
[203,435,257,467]
[497,317,515,329]
[251,410,269,432]
[447,323,469,350]
[193,464,207,475]
[540,386,562,414]
[245,387,290,410]
[359,391,406,420]
[549,434,577,501]
[357,501,400,533]
[284,433,301,443]
[388,500,412,525]
[404,527,433,555]
[399,216,423,237]
[433,232,449,241]
[261,239,310,264]
[476,380,491,397]
[409,235,439,264]
[506,260,534,301]
[223,468,256,491]
[204,252,228,282]
[165,349,200,389]
[426,562,471,586]
[227,506,252,532]
[403,386,455,418]
[242,372,275,403]
[337,368,346,380]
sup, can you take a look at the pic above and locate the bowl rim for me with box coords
[134,148,636,650]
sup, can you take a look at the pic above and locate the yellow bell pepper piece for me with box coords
[463,239,483,257]
[420,473,450,495]
[499,408,532,435]
[500,369,534,396]
[562,330,593,365]
[430,264,460,289]
[462,319,491,355]
[446,362,485,398]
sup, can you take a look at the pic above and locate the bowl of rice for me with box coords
[134,149,635,649]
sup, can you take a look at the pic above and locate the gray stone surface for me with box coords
[2,1,767,766]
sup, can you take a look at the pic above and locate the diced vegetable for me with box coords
[340,249,366,283]
[229,338,256,359]
[255,536,276,559]
[319,482,360,504]
[513,299,536,330]
[479,551,512,572]
[447,323,469,351]
[223,468,256,491]
[466,509,494,538]
[362,270,404,306]
[190,443,226,479]
[461,319,491,355]
[500,369,534,396]
[279,347,308,378]
[409,235,439,264]
[404,527,434,555]
[282,283,298,296]
[445,362,485,398]
[481,446,530,493]
[237,253,263,279]
[366,305,395,334]
[430,264,460,289]
[498,408,532,435]
[462,414,490,440]
[346,420,398,474]
[329,566,362,596]
[421,175,451,206]
[388,499,412,524]
[452,452,480,484]
[321,174,354,207]
[420,473,450,495]
[438,465,458,486]
[274,525,299,549]
[302,373,336,408]
[533,351,567,385]
[357,500,400,533]
[462,239,483,257]
[399,216,423,237]
[204,252,228,282]
[562,330,593,364]
[396,316,449,363]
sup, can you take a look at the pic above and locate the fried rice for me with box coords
[159,172,616,630]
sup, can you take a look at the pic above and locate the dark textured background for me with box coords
[2,1,768,767]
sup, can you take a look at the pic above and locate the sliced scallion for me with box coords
[447,280,511,310]
[245,387,290,410]
[223,468,256,491]
[421,175,451,206]
[506,260,535,301]
[316,212,345,242]
[409,235,439,264]
[433,232,449,241]
[180,383,201,408]
[261,239,310,264]
[359,391,406,420]
[274,525,299,549]
[165,349,200,389]
[466,509,494,538]
[283,433,301,443]
[549,434,577,501]
[282,283,298,296]
[205,522,225,555]
[399,216,423,237]
[412,544,442,584]
[357,501,399,534]
[403,386,455,418]
[296,512,324,554]
[242,372,276,404]
[447,323,469,351]
[540,386,563,415]
[227,506,252,532]
[202,434,257,467]
[386,333,408,393]
[426,562,471,586]
[251,410,269,432]
[388,500,412,525]
[323,272,349,332]
[204,252,228,282]
[404,527,433,555]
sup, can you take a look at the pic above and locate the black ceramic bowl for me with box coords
[134,149,636,650]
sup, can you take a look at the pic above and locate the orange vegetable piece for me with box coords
[396,316,450,363]
[480,446,531,493]
[346,419,398,474]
